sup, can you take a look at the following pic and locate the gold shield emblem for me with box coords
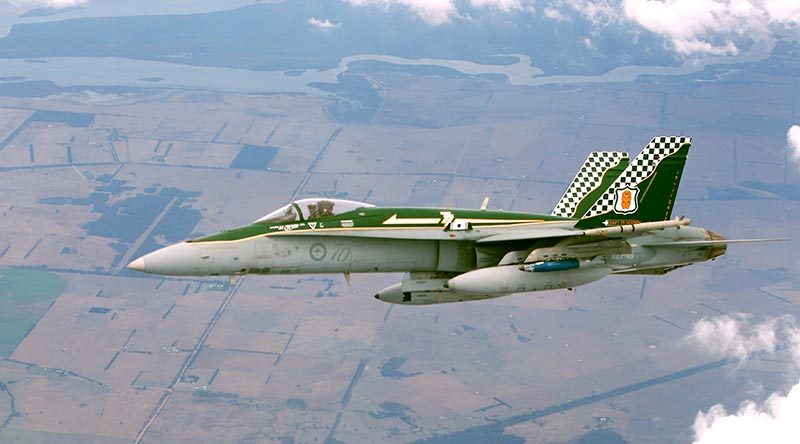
[613,186,639,214]
[621,190,632,210]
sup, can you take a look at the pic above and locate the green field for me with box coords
[0,268,66,357]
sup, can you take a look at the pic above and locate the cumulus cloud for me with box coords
[9,0,87,8]
[621,0,743,55]
[344,0,459,25]
[685,314,800,444]
[470,0,532,12]
[345,0,800,55]
[344,0,535,24]
[788,125,800,168]
[693,388,800,444]
[543,7,570,21]
[554,0,619,26]
[685,313,786,360]
[307,17,342,31]
[559,0,800,55]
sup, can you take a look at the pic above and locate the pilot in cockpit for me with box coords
[307,200,335,219]
[318,200,335,217]
[307,202,318,219]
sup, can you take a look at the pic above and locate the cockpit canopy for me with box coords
[254,198,374,224]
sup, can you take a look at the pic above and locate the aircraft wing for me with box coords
[476,218,693,245]
[474,228,583,244]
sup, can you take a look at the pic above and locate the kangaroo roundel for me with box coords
[613,186,639,214]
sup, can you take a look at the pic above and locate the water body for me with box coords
[0,54,540,96]
[339,54,544,84]
[0,0,279,37]
[0,38,774,98]
[524,39,774,86]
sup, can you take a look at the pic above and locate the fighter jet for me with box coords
[127,136,779,305]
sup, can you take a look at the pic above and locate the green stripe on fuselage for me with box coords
[190,207,570,243]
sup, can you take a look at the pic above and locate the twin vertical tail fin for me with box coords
[551,151,629,219]
[575,136,692,229]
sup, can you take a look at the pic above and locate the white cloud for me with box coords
[693,387,800,444]
[620,0,757,55]
[470,0,530,12]
[344,0,535,24]
[344,0,459,25]
[559,0,800,55]
[685,313,784,360]
[10,0,87,8]
[307,17,342,31]
[543,7,570,21]
[343,0,800,55]
[788,125,800,168]
[553,0,620,27]
[686,314,800,444]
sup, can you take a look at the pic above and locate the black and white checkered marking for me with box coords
[582,136,691,219]
[552,151,628,218]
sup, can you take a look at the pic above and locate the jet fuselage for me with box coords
[128,203,724,304]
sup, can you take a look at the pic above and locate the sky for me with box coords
[2,0,798,442]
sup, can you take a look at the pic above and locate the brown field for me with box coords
[0,48,798,444]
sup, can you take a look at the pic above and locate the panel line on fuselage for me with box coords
[188,219,573,246]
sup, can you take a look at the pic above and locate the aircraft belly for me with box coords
[606,245,710,272]
[251,237,438,274]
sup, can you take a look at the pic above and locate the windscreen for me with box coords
[254,203,300,223]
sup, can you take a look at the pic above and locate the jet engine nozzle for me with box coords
[704,229,727,260]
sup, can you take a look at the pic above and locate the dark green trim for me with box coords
[573,158,629,218]
[190,207,571,243]
[576,142,691,229]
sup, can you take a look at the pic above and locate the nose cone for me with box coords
[127,256,147,273]
[126,242,207,276]
[374,283,406,304]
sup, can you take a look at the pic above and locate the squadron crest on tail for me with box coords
[613,186,639,214]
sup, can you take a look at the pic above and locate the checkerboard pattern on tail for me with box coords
[581,136,692,220]
[551,151,629,218]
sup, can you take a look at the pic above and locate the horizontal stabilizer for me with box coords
[646,238,786,247]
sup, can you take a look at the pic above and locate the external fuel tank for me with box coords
[447,264,611,296]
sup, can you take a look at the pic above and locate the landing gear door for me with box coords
[436,241,476,272]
